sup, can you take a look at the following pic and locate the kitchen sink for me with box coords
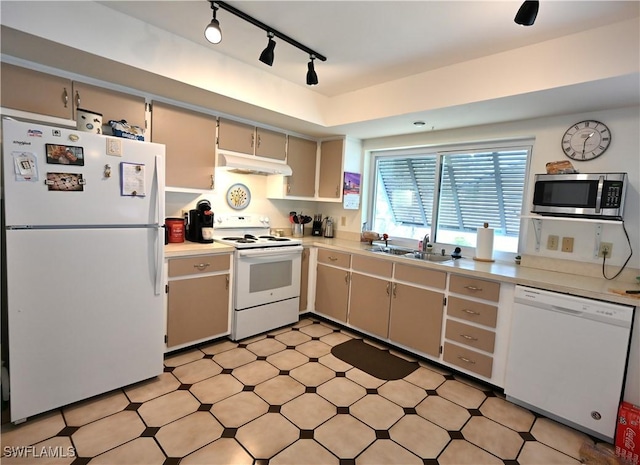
[367,245,453,263]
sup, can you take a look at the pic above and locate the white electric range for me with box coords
[213,214,302,340]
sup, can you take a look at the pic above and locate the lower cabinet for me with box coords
[349,273,391,338]
[388,283,444,357]
[315,264,350,322]
[166,254,230,348]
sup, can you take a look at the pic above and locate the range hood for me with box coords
[217,152,292,176]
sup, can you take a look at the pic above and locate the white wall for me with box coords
[363,105,640,270]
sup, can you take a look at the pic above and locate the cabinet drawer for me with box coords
[443,342,493,378]
[394,263,446,289]
[447,296,498,328]
[445,320,495,353]
[317,249,351,268]
[168,254,230,277]
[449,275,500,302]
[351,255,392,278]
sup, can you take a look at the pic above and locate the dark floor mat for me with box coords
[331,338,419,380]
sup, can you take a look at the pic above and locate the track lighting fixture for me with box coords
[259,32,276,66]
[306,56,318,86]
[205,1,326,85]
[204,2,222,44]
[514,0,539,26]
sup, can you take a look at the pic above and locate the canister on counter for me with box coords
[165,217,185,243]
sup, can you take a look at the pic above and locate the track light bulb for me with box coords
[514,0,539,26]
[259,33,276,66]
[306,56,318,86]
[204,3,222,44]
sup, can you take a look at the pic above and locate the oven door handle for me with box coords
[237,245,304,258]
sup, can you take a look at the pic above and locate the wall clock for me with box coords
[561,120,611,161]
[226,183,251,210]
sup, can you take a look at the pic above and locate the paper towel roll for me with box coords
[475,224,495,262]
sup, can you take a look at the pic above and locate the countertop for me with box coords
[165,238,640,306]
[303,237,640,307]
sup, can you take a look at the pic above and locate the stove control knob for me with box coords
[216,216,223,223]
[261,217,270,225]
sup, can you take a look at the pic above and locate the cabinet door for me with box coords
[287,136,317,197]
[218,118,255,154]
[315,264,349,322]
[349,273,391,338]
[299,247,310,312]
[151,101,216,190]
[256,128,286,161]
[318,139,343,198]
[72,82,145,129]
[1,63,72,119]
[389,284,444,357]
[167,274,229,347]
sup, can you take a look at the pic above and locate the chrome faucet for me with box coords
[421,233,430,252]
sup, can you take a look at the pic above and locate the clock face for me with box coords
[562,120,611,161]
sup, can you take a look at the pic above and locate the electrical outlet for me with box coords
[598,242,613,258]
[561,237,574,253]
[341,216,346,226]
[547,235,559,250]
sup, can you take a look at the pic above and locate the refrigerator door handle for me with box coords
[153,155,165,296]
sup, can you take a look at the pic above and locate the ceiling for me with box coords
[99,1,638,98]
[2,1,639,139]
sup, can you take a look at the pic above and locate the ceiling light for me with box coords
[514,0,539,26]
[205,1,326,85]
[259,32,276,66]
[204,3,222,44]
[306,56,318,86]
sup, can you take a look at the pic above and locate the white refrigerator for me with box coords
[2,118,166,422]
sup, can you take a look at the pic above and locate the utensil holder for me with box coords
[292,223,304,237]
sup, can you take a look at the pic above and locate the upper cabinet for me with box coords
[318,139,344,199]
[72,82,145,129]
[218,117,286,161]
[1,63,146,127]
[151,101,216,190]
[267,135,317,198]
[1,63,73,119]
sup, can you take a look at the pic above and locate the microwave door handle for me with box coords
[595,176,604,214]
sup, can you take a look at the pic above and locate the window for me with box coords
[371,143,530,253]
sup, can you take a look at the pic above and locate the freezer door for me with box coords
[2,119,165,226]
[6,228,165,422]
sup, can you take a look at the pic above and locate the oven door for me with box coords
[234,246,302,310]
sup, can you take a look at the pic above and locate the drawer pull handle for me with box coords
[194,263,210,270]
[462,309,481,316]
[328,256,339,261]
[464,285,482,291]
[457,356,476,365]
[460,334,478,341]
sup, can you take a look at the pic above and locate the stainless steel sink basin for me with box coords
[405,251,453,262]
[367,245,453,262]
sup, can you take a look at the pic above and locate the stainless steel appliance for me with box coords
[2,118,165,422]
[532,172,627,219]
[324,217,334,238]
[505,286,634,441]
[213,214,302,340]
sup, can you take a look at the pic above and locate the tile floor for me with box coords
[1,316,605,464]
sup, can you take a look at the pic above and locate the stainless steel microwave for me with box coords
[532,172,627,219]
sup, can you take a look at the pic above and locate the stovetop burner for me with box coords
[213,213,302,248]
[259,235,291,242]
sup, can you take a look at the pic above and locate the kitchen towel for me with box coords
[474,223,495,262]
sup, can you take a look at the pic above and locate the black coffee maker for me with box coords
[186,200,214,243]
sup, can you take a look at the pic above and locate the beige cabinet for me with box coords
[151,101,216,190]
[1,63,73,119]
[218,117,286,160]
[268,135,317,198]
[166,254,230,348]
[444,273,501,378]
[315,249,351,322]
[299,247,311,312]
[348,255,394,338]
[318,139,344,199]
[388,263,446,357]
[72,82,146,129]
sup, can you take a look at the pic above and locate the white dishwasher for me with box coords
[505,285,635,442]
